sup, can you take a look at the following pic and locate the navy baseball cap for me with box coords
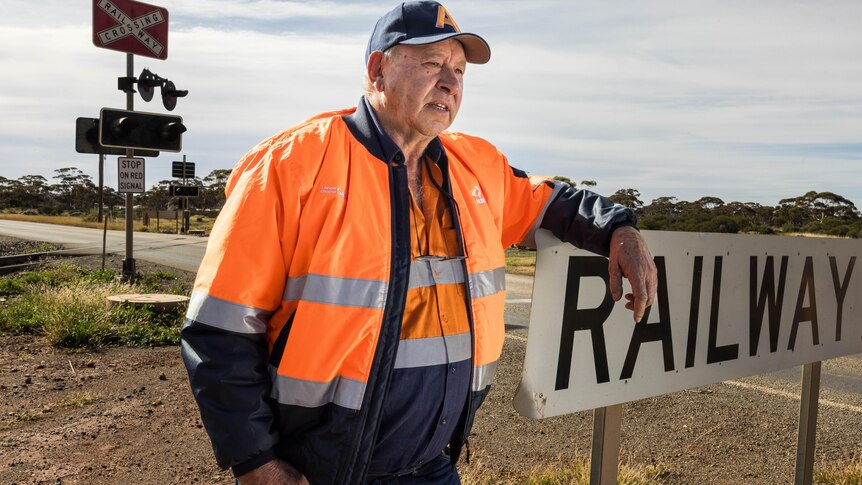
[366,1,491,64]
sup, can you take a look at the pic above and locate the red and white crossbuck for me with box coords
[92,0,169,60]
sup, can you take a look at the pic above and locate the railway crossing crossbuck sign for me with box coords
[92,0,169,60]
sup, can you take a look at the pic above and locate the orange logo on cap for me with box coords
[435,6,460,32]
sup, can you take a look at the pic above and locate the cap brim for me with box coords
[399,32,491,64]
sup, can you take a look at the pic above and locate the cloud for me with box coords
[1,0,860,207]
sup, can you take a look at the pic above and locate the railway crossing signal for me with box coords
[169,185,199,197]
[98,107,186,152]
[75,117,159,157]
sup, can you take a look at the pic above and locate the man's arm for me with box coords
[535,182,636,257]
[499,170,657,320]
[536,182,657,321]
[181,138,307,477]
[181,318,280,475]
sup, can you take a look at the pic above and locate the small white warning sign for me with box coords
[118,157,145,193]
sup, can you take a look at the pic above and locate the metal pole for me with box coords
[101,215,108,271]
[98,153,104,223]
[794,361,821,485]
[590,404,622,485]
[122,53,136,280]
[182,154,189,233]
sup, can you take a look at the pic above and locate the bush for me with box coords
[0,264,185,348]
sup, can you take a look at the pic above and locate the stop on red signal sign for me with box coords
[92,0,169,60]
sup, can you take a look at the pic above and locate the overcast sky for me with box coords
[2,0,860,207]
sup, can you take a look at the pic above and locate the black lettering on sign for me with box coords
[619,257,674,379]
[707,256,739,364]
[555,256,614,389]
[830,256,855,341]
[749,255,788,356]
[789,256,819,350]
[684,256,703,368]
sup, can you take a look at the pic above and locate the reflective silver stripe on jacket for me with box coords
[472,360,498,392]
[269,366,366,410]
[394,332,472,369]
[408,259,466,289]
[186,291,272,334]
[468,267,506,299]
[283,274,388,309]
[521,180,564,248]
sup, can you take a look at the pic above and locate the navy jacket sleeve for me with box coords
[538,181,637,257]
[181,321,279,476]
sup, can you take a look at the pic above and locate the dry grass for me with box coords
[13,410,44,422]
[815,462,862,484]
[0,213,216,234]
[56,391,101,408]
[38,281,134,347]
[0,213,135,231]
[783,232,846,239]
[0,395,100,432]
[461,456,667,485]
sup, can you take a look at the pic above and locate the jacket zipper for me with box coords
[341,159,410,483]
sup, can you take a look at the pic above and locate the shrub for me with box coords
[0,264,185,348]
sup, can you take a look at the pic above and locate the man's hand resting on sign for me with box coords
[607,226,658,322]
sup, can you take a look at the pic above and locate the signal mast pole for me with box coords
[123,52,136,280]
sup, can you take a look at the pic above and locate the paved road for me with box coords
[0,219,209,273]
[2,219,859,411]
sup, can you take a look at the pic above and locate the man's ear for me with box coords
[367,51,385,91]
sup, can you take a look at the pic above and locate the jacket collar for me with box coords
[343,96,443,166]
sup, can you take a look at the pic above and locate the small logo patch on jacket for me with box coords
[320,185,346,199]
[471,186,486,204]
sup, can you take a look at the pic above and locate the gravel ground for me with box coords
[1,235,861,484]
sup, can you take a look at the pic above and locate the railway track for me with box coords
[0,250,80,276]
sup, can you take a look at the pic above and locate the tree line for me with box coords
[0,167,232,217]
[556,177,862,238]
[1,169,860,238]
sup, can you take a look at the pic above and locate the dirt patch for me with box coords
[1,236,861,484]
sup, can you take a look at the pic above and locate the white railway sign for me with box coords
[514,229,862,419]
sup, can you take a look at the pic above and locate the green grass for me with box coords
[20,242,59,254]
[0,263,186,349]
[505,248,537,276]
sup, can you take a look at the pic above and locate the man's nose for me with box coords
[437,66,460,95]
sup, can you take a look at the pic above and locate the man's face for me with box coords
[379,39,466,138]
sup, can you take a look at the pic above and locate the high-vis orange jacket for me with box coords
[181,98,636,484]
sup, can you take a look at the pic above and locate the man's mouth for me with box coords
[429,102,449,112]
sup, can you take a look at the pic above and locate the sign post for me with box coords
[795,361,821,485]
[123,53,136,278]
[92,0,171,279]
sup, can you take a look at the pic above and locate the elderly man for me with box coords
[181,2,657,484]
